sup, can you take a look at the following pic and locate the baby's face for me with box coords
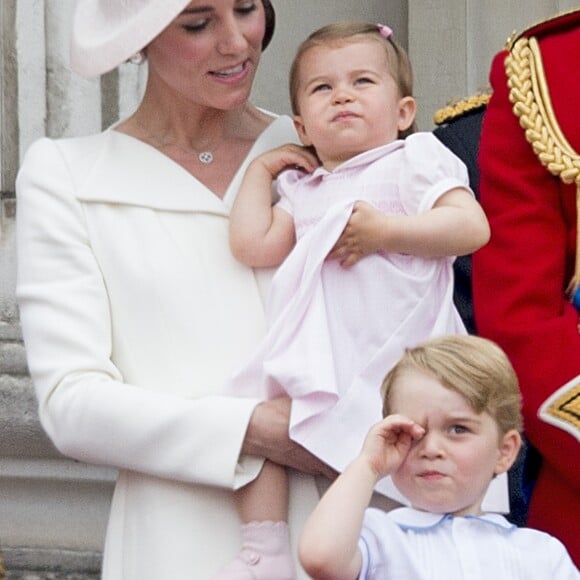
[293,39,414,171]
[388,370,507,516]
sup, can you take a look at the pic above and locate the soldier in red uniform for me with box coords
[473,10,580,565]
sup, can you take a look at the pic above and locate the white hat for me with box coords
[70,0,194,77]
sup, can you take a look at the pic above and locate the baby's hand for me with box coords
[250,143,319,178]
[328,201,388,267]
[360,415,425,479]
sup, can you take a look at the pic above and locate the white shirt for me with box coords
[359,507,579,579]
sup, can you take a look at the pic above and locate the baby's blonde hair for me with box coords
[289,21,416,138]
[381,335,523,434]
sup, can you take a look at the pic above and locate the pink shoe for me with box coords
[211,521,295,580]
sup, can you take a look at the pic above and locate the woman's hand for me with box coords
[243,397,336,479]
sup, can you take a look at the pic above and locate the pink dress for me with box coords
[228,133,504,503]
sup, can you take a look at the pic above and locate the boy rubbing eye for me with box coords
[298,335,579,580]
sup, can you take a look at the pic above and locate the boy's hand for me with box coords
[360,415,425,480]
[249,143,319,179]
[328,201,388,267]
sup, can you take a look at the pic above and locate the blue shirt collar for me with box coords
[387,507,517,532]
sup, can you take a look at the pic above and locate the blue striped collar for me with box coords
[386,507,517,532]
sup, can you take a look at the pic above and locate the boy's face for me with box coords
[293,39,415,171]
[389,370,520,516]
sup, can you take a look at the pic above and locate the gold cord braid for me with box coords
[505,36,580,296]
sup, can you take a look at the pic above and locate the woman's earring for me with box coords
[128,51,146,65]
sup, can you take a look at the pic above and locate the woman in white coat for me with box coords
[15,1,333,578]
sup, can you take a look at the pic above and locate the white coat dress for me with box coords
[15,115,320,580]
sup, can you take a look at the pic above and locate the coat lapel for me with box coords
[74,116,297,215]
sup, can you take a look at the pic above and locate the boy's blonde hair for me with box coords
[381,335,523,434]
[289,21,416,138]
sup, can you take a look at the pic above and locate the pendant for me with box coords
[198,151,214,164]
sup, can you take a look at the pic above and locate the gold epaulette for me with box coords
[505,8,580,50]
[433,91,491,126]
[505,10,580,301]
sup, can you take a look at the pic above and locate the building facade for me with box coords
[0,0,575,574]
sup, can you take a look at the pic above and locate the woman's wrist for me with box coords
[242,402,266,457]
[243,399,336,478]
[242,399,289,458]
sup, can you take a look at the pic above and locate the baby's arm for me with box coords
[330,188,490,267]
[229,144,318,268]
[299,416,424,580]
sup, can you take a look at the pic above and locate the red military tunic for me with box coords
[473,10,580,565]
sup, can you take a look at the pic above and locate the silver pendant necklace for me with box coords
[197,151,214,164]
[135,119,220,165]
[167,141,219,165]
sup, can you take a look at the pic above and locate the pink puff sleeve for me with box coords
[397,132,472,216]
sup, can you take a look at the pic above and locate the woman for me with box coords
[15,1,331,578]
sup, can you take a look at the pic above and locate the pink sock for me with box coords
[211,521,295,580]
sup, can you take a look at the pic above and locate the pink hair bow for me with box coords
[377,23,393,39]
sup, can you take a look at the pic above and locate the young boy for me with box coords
[299,335,579,579]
